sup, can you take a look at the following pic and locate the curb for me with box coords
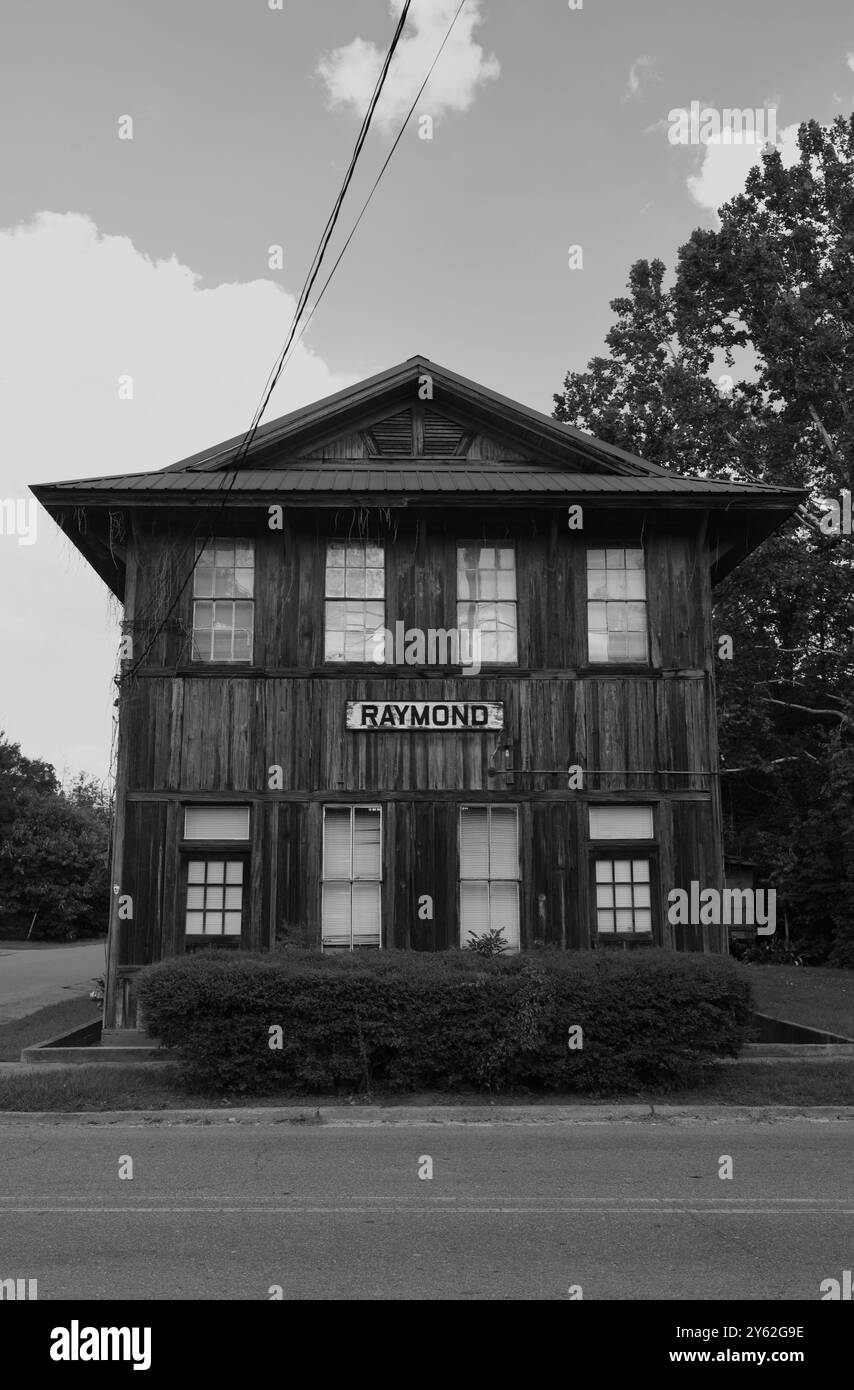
[0,1104,853,1126]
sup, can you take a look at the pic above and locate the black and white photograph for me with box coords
[0,0,852,1360]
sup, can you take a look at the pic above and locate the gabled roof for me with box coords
[30,353,805,597]
[154,355,681,478]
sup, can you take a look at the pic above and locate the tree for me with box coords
[553,117,854,963]
[0,732,110,939]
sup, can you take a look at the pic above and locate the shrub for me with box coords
[465,928,509,956]
[138,947,754,1097]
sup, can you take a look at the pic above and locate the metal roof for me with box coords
[33,465,799,499]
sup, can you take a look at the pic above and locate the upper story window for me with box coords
[457,543,518,664]
[587,547,648,663]
[192,540,254,663]
[324,541,385,662]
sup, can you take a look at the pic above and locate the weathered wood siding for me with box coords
[110,512,725,1026]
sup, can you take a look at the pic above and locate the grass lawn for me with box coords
[0,1060,852,1112]
[0,997,102,1061]
[739,963,854,1038]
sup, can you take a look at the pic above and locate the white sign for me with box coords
[346,701,504,732]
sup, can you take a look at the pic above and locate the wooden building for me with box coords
[32,356,802,1033]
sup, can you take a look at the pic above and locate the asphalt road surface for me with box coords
[0,942,105,1023]
[0,1117,851,1300]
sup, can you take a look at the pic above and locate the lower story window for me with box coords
[322,806,382,949]
[594,858,652,935]
[459,805,520,951]
[185,859,245,937]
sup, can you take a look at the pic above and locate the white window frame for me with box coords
[324,540,386,663]
[586,546,648,664]
[321,804,383,951]
[191,539,255,664]
[456,542,518,665]
[458,804,521,952]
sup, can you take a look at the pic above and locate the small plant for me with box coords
[89,975,105,1002]
[734,937,803,966]
[465,929,509,957]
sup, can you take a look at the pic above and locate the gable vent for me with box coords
[423,411,468,456]
[368,410,413,455]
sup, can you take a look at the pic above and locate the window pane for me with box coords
[365,568,384,599]
[635,909,652,931]
[351,883,381,945]
[614,860,632,883]
[461,881,490,939]
[587,549,606,569]
[589,806,654,840]
[489,882,519,948]
[625,569,646,600]
[632,860,650,881]
[588,602,606,631]
[187,861,206,884]
[224,912,242,935]
[226,861,243,884]
[605,569,627,600]
[186,912,204,934]
[460,808,489,878]
[489,808,519,878]
[321,882,352,947]
[352,809,381,879]
[595,860,613,883]
[323,808,352,878]
[597,910,615,932]
[345,568,367,598]
[326,568,345,598]
[184,807,250,841]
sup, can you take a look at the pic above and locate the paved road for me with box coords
[0,1118,851,1299]
[0,942,105,1023]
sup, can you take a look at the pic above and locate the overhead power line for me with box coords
[124,0,424,678]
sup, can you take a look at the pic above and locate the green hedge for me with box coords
[138,948,754,1096]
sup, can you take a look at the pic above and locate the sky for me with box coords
[1,0,852,783]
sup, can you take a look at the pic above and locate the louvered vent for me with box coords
[369,410,413,454]
[423,411,467,456]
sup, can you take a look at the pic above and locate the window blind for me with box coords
[589,806,653,840]
[184,806,250,841]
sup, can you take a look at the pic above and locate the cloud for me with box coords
[847,52,854,72]
[686,121,801,220]
[316,0,500,130]
[623,55,658,102]
[0,211,358,778]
